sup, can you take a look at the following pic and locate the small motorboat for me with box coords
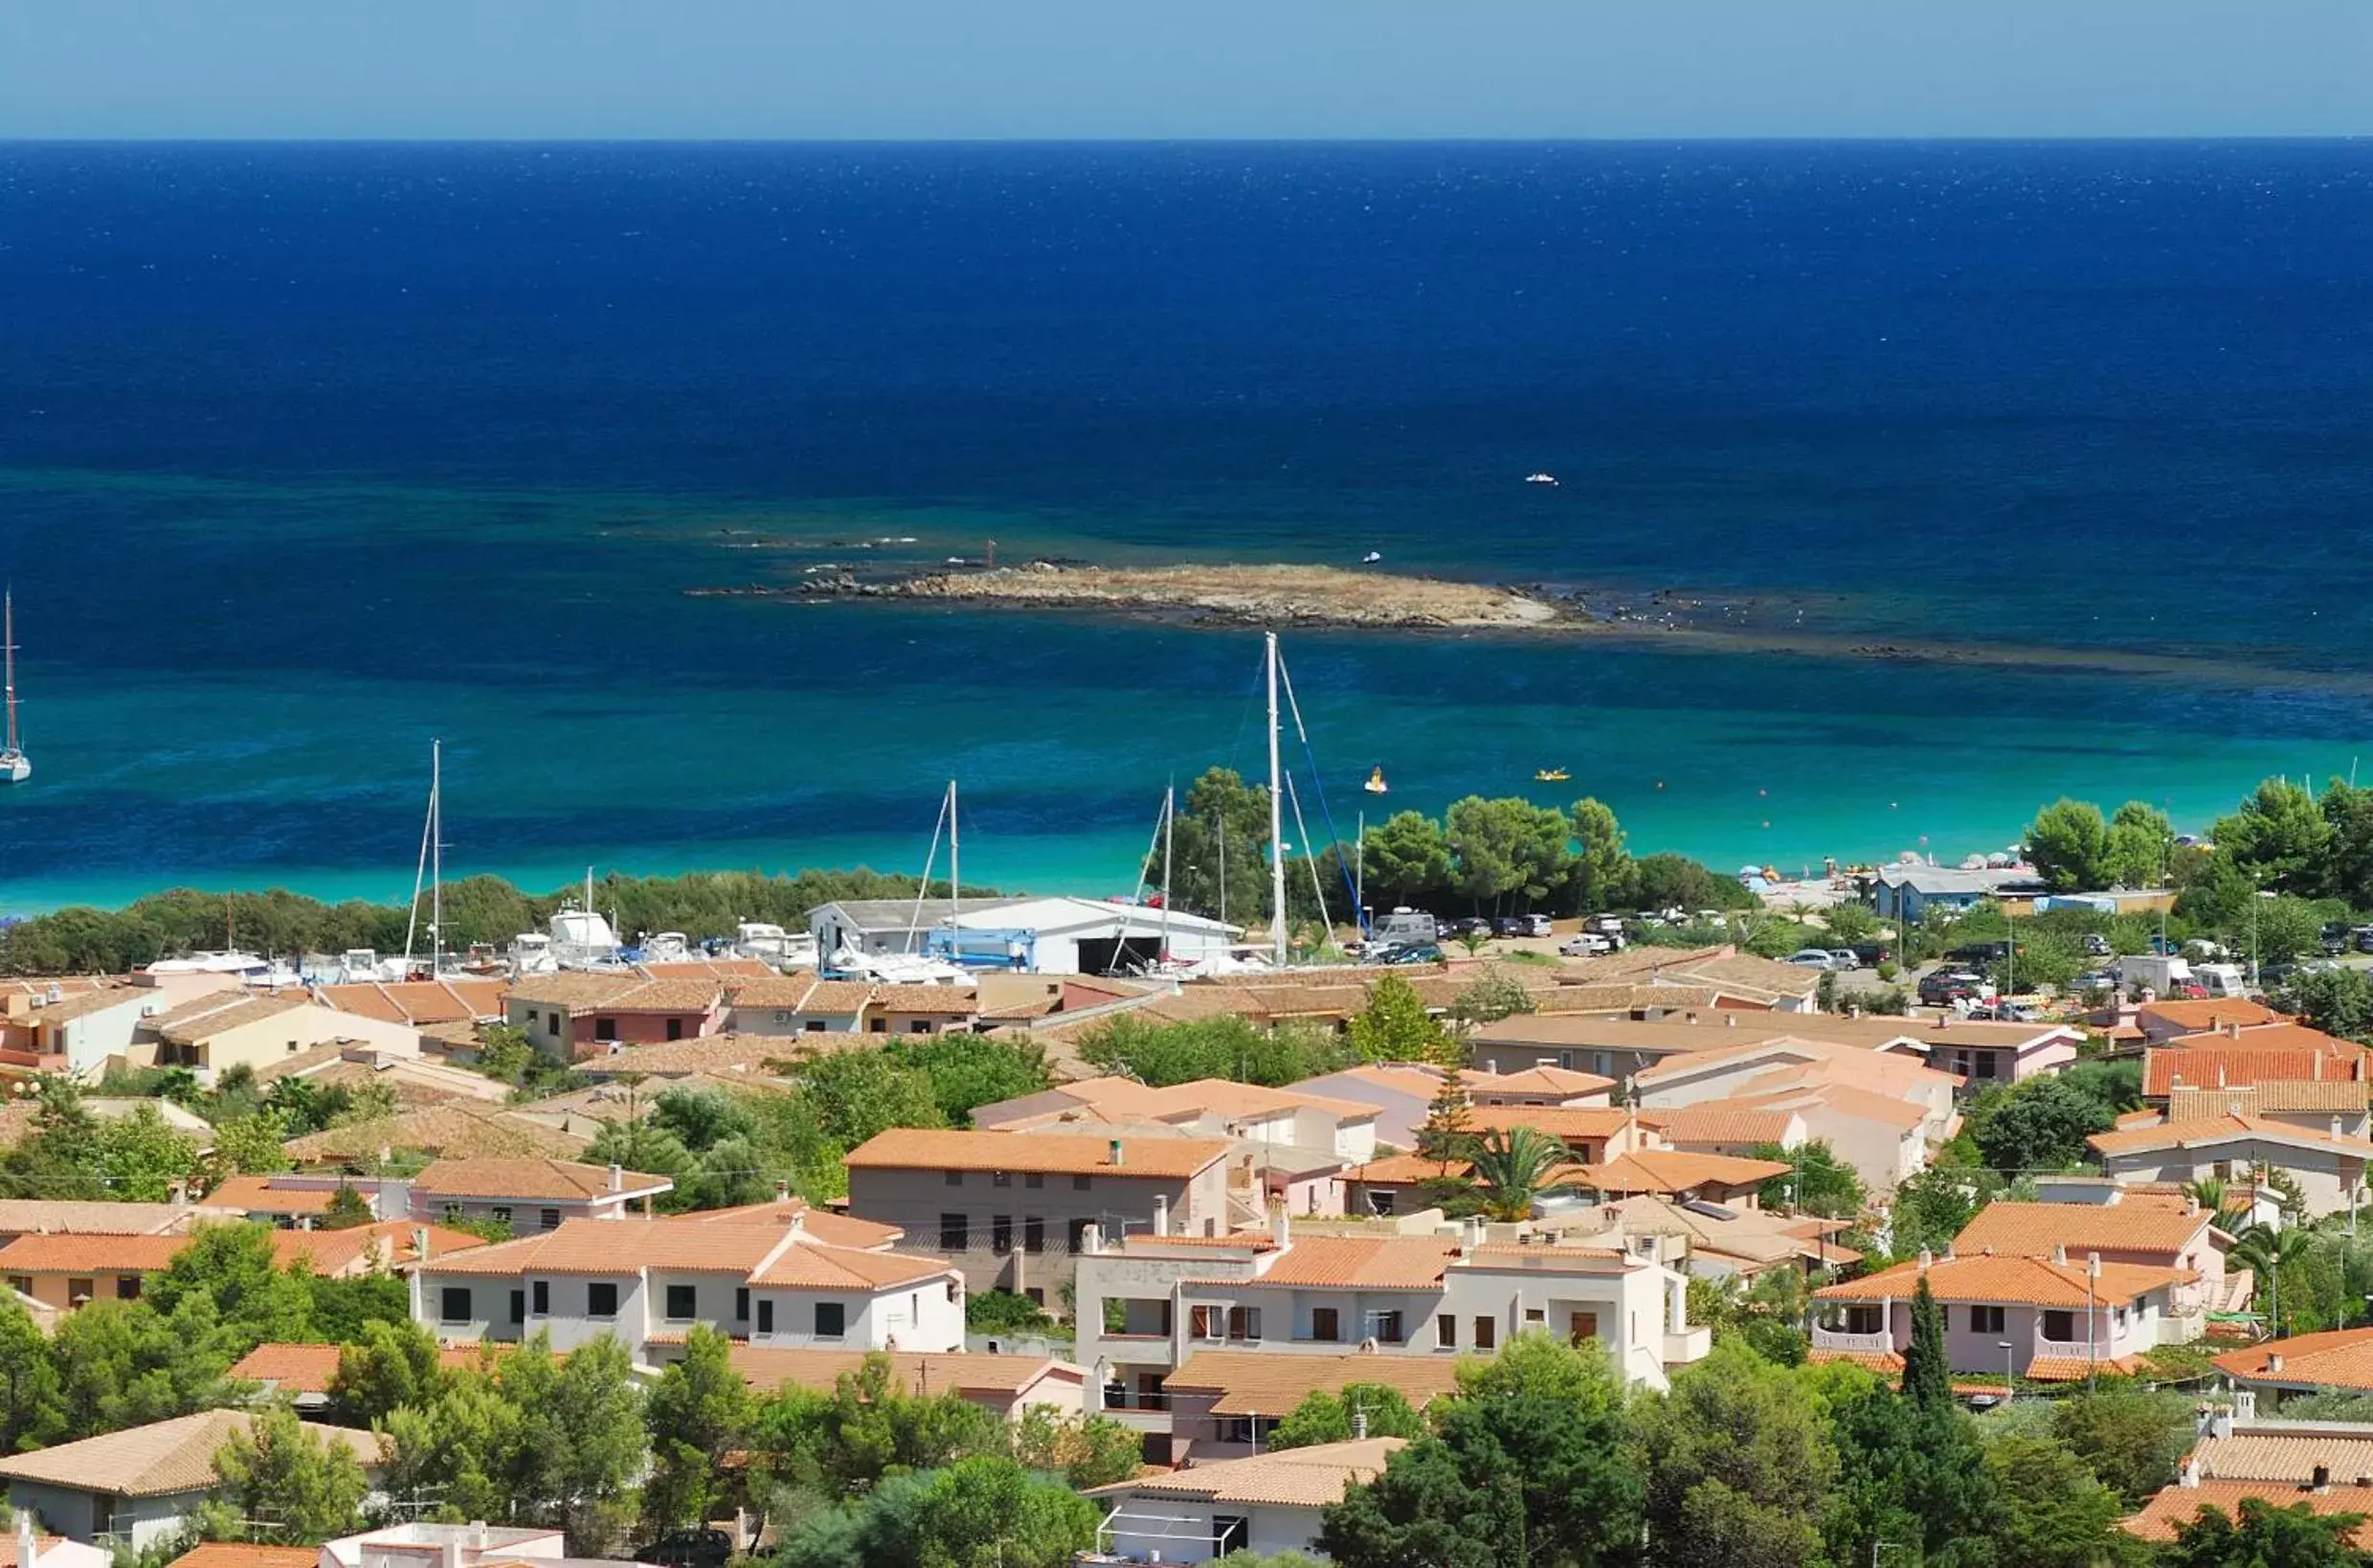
[1360,550,1382,565]
[1535,768,1569,783]
[1364,766,1390,795]
[1524,472,1559,486]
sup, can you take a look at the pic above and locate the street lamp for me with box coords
[2087,1250,2103,1393]
[1998,1339,2014,1405]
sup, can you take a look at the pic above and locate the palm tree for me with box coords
[1467,1126,1575,1222]
[2184,1176,2227,1215]
[2228,1221,2317,1339]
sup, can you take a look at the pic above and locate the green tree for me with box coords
[2229,1222,2318,1339]
[1638,1340,1836,1568]
[2102,800,2175,889]
[2050,1390,2197,1505]
[380,1366,525,1524]
[1970,1075,2116,1176]
[2160,1496,2369,1568]
[1080,1015,1358,1089]
[644,1326,755,1528]
[1346,974,1458,1065]
[1269,1384,1427,1451]
[1435,1333,1642,1568]
[1165,768,1278,925]
[147,1222,313,1354]
[1317,1435,1528,1568]
[889,1035,1050,1127]
[206,1113,293,1178]
[1751,1139,1865,1221]
[1004,1405,1144,1489]
[802,1454,1095,1568]
[1467,1126,1574,1221]
[1979,1433,2138,1568]
[305,1270,410,1344]
[2287,967,2373,1040]
[2318,781,2373,910]
[1360,812,1456,913]
[47,1296,235,1442]
[1565,797,1637,913]
[1825,1378,1997,1568]
[1634,854,1757,915]
[1414,1069,1473,1173]
[330,1318,448,1427]
[1445,795,1571,910]
[0,1294,60,1452]
[2026,798,2111,892]
[544,1333,648,1552]
[1890,1159,2004,1257]
[2214,778,2334,895]
[752,1353,1003,1496]
[475,1023,537,1084]
[318,1184,373,1230]
[1447,967,1536,1027]
[1901,1276,1951,1413]
[208,1405,369,1543]
[795,1051,951,1148]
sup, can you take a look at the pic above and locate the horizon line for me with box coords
[1,133,2367,148]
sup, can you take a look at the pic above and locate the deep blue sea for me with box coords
[1,141,2369,913]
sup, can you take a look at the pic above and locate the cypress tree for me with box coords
[1901,1272,1953,1411]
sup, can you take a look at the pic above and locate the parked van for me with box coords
[2193,963,2250,998]
[1372,907,1439,946]
[2118,953,2198,997]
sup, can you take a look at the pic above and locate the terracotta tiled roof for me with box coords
[2166,1022,2366,1056]
[1953,1197,2212,1260]
[583,1033,817,1077]
[274,1219,486,1274]
[2169,1081,2372,1117]
[230,1342,345,1393]
[15,987,155,1024]
[0,1232,189,1272]
[843,1129,1229,1179]
[1164,1349,1466,1415]
[284,1105,593,1163]
[1463,1105,1645,1142]
[0,1199,239,1237]
[0,1409,383,1497]
[2213,1328,2373,1391]
[167,1544,326,1568]
[2026,1354,2147,1381]
[724,975,820,1010]
[2138,999,2285,1034]
[2147,1045,2365,1098]
[502,974,647,1008]
[2123,1480,2373,1546]
[152,993,312,1046]
[1088,1436,1405,1507]
[642,958,777,980]
[2090,1111,2373,1158]
[750,1242,951,1290]
[424,1216,946,1292]
[204,1176,342,1214]
[1459,1064,1613,1096]
[413,1156,672,1202]
[1816,1253,2196,1309]
[726,1347,1075,1398]
[2191,1430,2373,1484]
[1172,1079,1379,1123]
[1344,1154,1472,1186]
[1808,1348,1904,1373]
[1250,1236,1458,1290]
[868,984,981,1014]
[669,1197,903,1249]
[318,979,509,1026]
[1652,1101,1801,1147]
[1572,1150,1790,1196]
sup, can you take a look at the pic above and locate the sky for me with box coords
[0,0,2366,141]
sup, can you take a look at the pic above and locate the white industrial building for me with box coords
[810,895,1239,975]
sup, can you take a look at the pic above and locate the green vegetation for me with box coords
[1269,1384,1428,1450]
[1079,1014,1362,1087]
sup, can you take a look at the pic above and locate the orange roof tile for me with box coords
[1654,1100,1802,1147]
[0,1409,382,1497]
[1572,1149,1790,1196]
[669,1197,903,1249]
[1816,1253,2195,1309]
[230,1342,345,1393]
[1953,1196,2212,1260]
[204,1176,343,1214]
[1249,1236,1457,1290]
[2138,999,2285,1034]
[2123,1480,2373,1547]
[1344,1154,1472,1186]
[2147,1044,2365,1098]
[2212,1327,2373,1391]
[412,1156,673,1201]
[0,1232,188,1272]
[1088,1437,1406,1506]
[1465,1064,1617,1097]
[1465,1106,1648,1142]
[843,1129,1229,1179]
[168,1544,327,1568]
[1163,1350,1467,1415]
[2090,1111,2373,1158]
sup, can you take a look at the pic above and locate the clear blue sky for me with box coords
[2,0,2366,140]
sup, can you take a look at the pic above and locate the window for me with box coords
[1024,1288,1043,1306]
[1474,1316,1496,1350]
[940,1214,970,1250]
[509,1290,525,1325]
[1227,1307,1261,1342]
[1220,1417,1278,1445]
[547,1014,561,1039]
[1974,1052,1998,1079]
[1969,1305,2004,1333]
[1844,1305,1885,1335]
[1937,1305,1951,1331]
[594,1017,616,1038]
[804,1019,825,1033]
[1025,1173,1044,1189]
[588,1282,619,1319]
[524,1010,538,1027]
[1072,1175,1091,1191]
[532,1281,548,1314]
[992,1216,1013,1254]
[443,1202,466,1223]
[1592,1050,1613,1077]
[757,1299,775,1333]
[665,1018,684,1042]
[867,1018,887,1034]
[735,1288,750,1322]
[1066,1218,1092,1252]
[1190,1305,1219,1339]
[665,1285,697,1321]
[1437,1314,1457,1348]
[992,1171,1012,1187]
[1024,1217,1044,1254]
[2042,1310,2075,1342]
[945,1171,965,1186]
[1569,1311,1598,1344]
[115,1275,142,1301]
[439,1287,473,1323]
[1523,1308,1545,1326]
[5,1276,28,1297]
[490,1206,511,1226]
[1367,1191,1398,1217]
[1556,1050,1574,1070]
[1371,1310,1404,1344]
[1310,1308,1340,1342]
[815,1302,846,1338]
[540,1208,561,1231]
[1213,1517,1250,1557]
[909,1020,930,1034]
[67,1279,93,1309]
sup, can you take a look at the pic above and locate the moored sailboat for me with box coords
[1,588,28,784]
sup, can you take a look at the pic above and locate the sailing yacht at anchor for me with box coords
[1,588,29,784]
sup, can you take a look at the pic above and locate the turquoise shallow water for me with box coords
[1,142,2369,914]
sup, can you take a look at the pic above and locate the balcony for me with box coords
[1810,1327,1898,1355]
[1662,1325,1713,1365]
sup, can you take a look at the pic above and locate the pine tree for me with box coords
[1901,1273,1953,1411]
[1416,1068,1472,1174]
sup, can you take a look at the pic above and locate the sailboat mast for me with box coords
[948,779,960,952]
[1265,631,1287,967]
[1160,783,1175,962]
[2,589,16,755]
[431,739,444,977]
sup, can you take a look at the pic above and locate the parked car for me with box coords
[1493,916,1528,939]
[1918,969,1987,1005]
[1520,913,1554,938]
[1850,942,1894,967]
[2081,933,2112,956]
[632,1531,733,1568]
[1371,907,1441,947]
[2148,935,2183,955]
[1785,949,1842,970]
[2320,924,2351,956]
[2074,968,2122,993]
[1450,916,1493,940]
[1560,932,1615,956]
[2354,925,2373,954]
[1381,942,1444,965]
[1827,949,1860,971]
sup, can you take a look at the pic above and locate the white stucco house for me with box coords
[1084,1436,1402,1563]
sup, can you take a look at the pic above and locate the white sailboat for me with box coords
[1,588,28,784]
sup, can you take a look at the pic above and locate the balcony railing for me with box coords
[1810,1327,1897,1355]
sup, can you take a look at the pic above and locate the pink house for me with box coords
[1874,1019,2084,1089]
[503,974,728,1052]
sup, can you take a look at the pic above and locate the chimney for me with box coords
[1942,1240,1956,1261]
[1353,1407,1369,1441]
[1916,1247,1933,1272]
[2179,1454,2200,1489]
[469,1523,488,1549]
[2051,1243,2068,1266]
[2269,1354,2285,1374]
[1108,1139,1125,1168]
[2315,1464,2332,1492]
[18,1507,35,1568]
[775,1178,791,1201]
[1271,1206,1290,1249]
[168,1181,188,1207]
[608,1163,623,1193]
[2336,1116,2345,1142]
[1081,1222,1104,1255]
[413,1225,429,1266]
[1724,1014,1735,1028]
[1153,1195,1170,1238]
[1464,1215,1486,1252]
[789,1209,806,1239]
[2235,1389,2258,1422]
